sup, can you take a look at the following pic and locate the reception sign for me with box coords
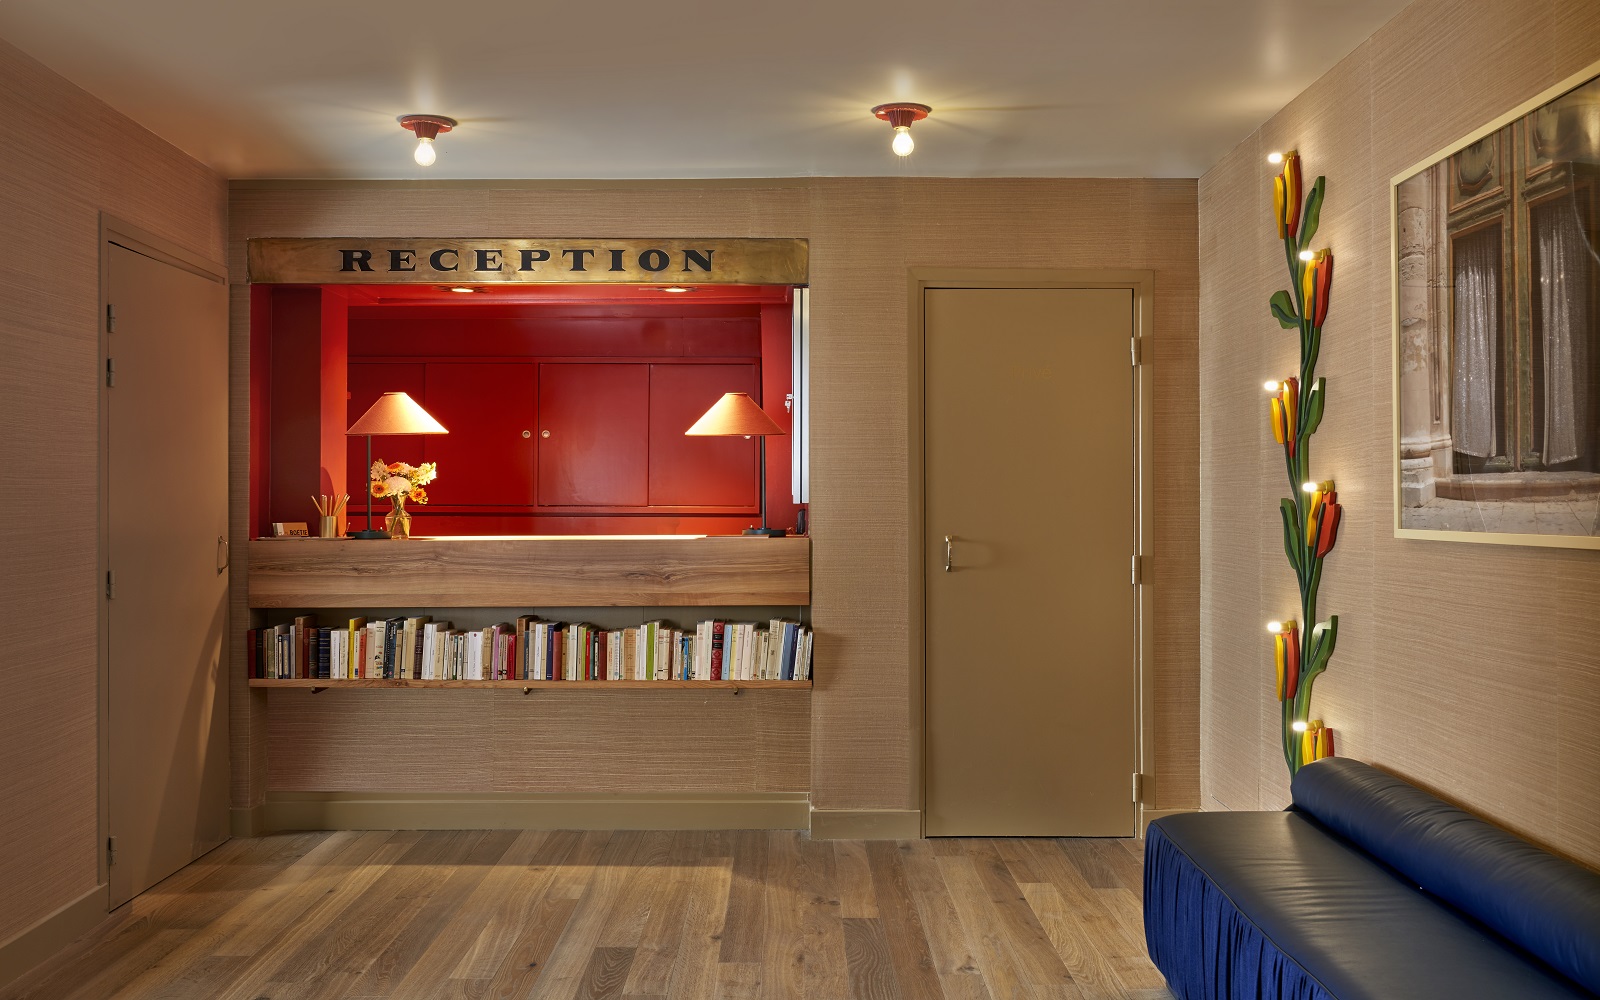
[247,237,808,285]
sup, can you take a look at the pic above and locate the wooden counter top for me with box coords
[247,534,810,608]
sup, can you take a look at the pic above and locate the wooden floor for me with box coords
[2,831,1173,1000]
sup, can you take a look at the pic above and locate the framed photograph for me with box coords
[1393,61,1600,548]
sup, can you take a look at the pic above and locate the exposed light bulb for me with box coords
[1302,482,1318,493]
[1292,720,1309,733]
[1267,620,1283,633]
[1264,380,1281,392]
[891,126,915,157]
[1298,249,1316,262]
[1267,151,1284,164]
[414,137,437,166]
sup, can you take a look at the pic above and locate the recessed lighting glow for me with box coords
[446,286,475,293]
[658,286,695,293]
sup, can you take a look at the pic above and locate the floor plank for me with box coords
[0,833,1172,1000]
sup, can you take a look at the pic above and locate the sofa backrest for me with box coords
[1291,757,1600,995]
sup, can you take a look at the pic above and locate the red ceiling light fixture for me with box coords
[399,114,457,166]
[871,102,931,156]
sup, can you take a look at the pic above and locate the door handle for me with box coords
[944,535,954,572]
[217,535,229,574]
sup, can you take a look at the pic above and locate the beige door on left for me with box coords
[106,241,230,907]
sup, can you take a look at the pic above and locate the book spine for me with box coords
[710,621,725,681]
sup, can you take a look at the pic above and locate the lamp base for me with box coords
[349,528,390,539]
[741,527,788,538]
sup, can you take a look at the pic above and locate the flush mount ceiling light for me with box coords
[871,102,931,156]
[399,114,457,166]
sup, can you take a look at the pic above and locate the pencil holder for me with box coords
[319,516,338,539]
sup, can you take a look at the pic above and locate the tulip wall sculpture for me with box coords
[1266,150,1342,777]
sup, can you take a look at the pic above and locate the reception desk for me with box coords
[239,533,814,831]
[247,534,811,608]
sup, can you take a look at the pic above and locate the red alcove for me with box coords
[250,283,803,538]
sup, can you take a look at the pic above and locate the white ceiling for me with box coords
[0,0,1413,180]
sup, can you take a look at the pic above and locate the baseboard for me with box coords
[261,791,811,832]
[1138,806,1196,835]
[0,886,109,990]
[808,808,922,840]
[231,804,266,837]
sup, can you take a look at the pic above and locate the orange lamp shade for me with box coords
[685,392,785,437]
[346,392,449,436]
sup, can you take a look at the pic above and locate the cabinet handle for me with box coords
[217,535,230,574]
[522,430,532,439]
[944,535,954,573]
[540,430,551,439]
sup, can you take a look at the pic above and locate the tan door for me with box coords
[924,287,1137,836]
[106,241,230,906]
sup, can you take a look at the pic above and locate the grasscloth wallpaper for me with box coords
[227,178,1201,818]
[1199,0,1600,866]
[0,39,227,948]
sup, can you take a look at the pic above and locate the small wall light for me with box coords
[399,114,458,166]
[871,102,931,156]
[1267,151,1285,164]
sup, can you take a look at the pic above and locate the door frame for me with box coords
[97,216,229,896]
[908,268,1156,835]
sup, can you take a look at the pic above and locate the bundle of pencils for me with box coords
[312,495,351,533]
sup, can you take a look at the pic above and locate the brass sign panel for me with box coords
[247,237,808,285]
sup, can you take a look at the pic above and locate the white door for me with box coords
[106,241,230,906]
[924,287,1138,836]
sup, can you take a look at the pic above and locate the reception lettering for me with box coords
[339,246,715,274]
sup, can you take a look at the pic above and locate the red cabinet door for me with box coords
[347,362,426,514]
[538,363,649,507]
[649,363,760,508]
[423,363,537,507]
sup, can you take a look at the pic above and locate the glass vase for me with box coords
[385,495,411,539]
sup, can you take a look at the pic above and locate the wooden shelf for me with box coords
[247,535,811,608]
[249,678,810,691]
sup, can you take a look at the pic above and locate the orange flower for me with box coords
[409,486,429,505]
[370,480,389,498]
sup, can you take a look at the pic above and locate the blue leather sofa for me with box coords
[1144,757,1600,999]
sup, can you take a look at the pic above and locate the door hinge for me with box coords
[105,357,116,387]
[106,836,117,867]
[106,570,116,600]
[106,304,117,334]
[1130,554,1144,586]
[1130,336,1142,366]
[1133,772,1146,804]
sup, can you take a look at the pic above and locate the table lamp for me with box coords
[345,391,448,539]
[686,392,787,537]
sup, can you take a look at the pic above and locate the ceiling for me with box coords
[0,0,1413,180]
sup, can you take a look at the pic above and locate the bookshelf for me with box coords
[246,534,813,688]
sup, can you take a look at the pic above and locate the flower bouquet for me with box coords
[369,460,437,538]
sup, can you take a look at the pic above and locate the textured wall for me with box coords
[1199,0,1600,865]
[228,176,1200,816]
[0,39,226,947]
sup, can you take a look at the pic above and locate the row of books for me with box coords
[246,614,814,683]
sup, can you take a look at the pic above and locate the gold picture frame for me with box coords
[1393,60,1600,549]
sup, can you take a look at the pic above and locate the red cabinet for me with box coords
[537,363,650,507]
[423,363,537,507]
[649,364,759,508]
